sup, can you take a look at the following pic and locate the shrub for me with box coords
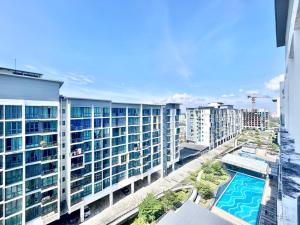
[138,193,164,223]
[131,217,147,225]
[197,181,214,200]
[161,190,177,210]
[176,189,189,202]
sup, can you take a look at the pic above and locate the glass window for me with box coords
[26,205,41,222]
[0,122,3,136]
[94,107,102,117]
[5,168,23,185]
[5,198,22,216]
[103,107,110,117]
[5,213,22,225]
[112,108,126,117]
[0,139,3,153]
[5,121,22,136]
[25,135,40,149]
[26,121,57,134]
[42,175,57,189]
[26,150,42,163]
[5,153,23,169]
[94,182,102,193]
[42,202,57,216]
[94,118,102,128]
[5,105,22,119]
[83,185,92,197]
[6,137,22,152]
[25,106,57,119]
[26,178,41,193]
[71,119,91,131]
[0,105,3,119]
[26,192,41,207]
[5,184,22,201]
[71,107,91,118]
[26,164,42,178]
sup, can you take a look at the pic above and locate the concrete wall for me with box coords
[0,74,61,101]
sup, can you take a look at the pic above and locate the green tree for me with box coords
[197,181,214,200]
[138,193,164,223]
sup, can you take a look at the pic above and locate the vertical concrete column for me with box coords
[131,182,135,194]
[147,174,151,184]
[109,193,114,206]
[172,163,175,172]
[80,205,85,223]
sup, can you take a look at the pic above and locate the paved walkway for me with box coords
[82,139,236,225]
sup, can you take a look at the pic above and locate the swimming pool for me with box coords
[215,173,265,225]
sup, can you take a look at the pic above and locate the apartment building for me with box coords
[186,102,242,149]
[0,67,180,224]
[242,109,270,131]
[275,0,300,224]
[0,68,62,225]
[179,113,187,144]
[163,104,180,173]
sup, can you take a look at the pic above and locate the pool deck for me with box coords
[211,207,250,225]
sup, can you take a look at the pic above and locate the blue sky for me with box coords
[0,0,285,111]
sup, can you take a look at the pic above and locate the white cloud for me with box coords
[239,88,244,92]
[221,93,235,98]
[265,74,285,91]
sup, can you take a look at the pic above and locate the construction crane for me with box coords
[247,95,278,109]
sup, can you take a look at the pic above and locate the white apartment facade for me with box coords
[0,67,180,224]
[0,68,62,225]
[275,0,300,224]
[186,103,242,149]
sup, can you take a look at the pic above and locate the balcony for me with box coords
[40,141,57,148]
[71,148,83,157]
[71,162,84,170]
[42,169,58,176]
[42,195,57,205]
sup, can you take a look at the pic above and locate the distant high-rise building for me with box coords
[186,102,242,149]
[242,109,270,131]
[0,67,180,224]
[275,0,300,224]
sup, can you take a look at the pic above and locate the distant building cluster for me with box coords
[186,102,243,149]
[0,67,180,225]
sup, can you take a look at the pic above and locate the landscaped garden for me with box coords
[188,160,230,208]
[237,129,279,153]
[130,189,190,225]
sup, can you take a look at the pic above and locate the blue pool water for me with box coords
[215,173,265,225]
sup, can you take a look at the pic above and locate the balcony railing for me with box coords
[71,163,83,169]
[71,148,83,157]
[42,169,58,176]
[42,195,57,204]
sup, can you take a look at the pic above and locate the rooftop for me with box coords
[157,200,233,225]
[0,66,64,87]
[221,153,269,175]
